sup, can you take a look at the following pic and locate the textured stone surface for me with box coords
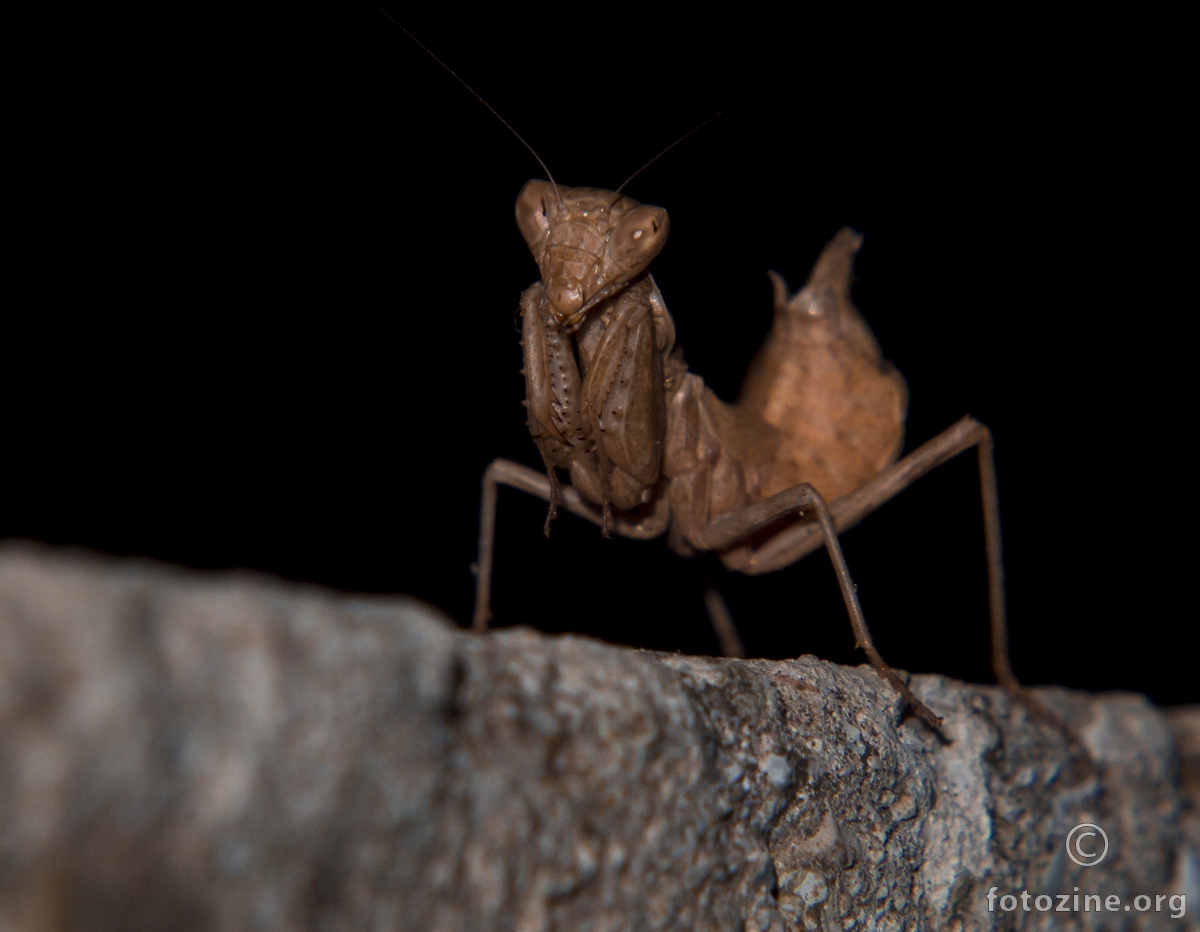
[0,544,1195,930]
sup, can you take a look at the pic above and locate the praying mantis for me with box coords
[471,176,1017,733]
[383,20,1033,734]
[375,12,1194,731]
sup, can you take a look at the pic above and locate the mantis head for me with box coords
[516,180,669,330]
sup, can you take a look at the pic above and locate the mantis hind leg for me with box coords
[720,416,1018,693]
[703,585,745,659]
[692,483,947,736]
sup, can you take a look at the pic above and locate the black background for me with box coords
[7,10,1192,704]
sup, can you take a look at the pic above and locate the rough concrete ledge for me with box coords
[0,544,1196,931]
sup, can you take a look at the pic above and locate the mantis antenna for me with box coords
[379,10,563,208]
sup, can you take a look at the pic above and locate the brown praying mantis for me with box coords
[471,178,1019,734]
[389,16,1022,735]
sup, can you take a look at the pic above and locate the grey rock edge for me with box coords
[0,544,1196,932]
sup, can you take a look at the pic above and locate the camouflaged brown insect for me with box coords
[385,15,1017,738]
[473,179,1016,736]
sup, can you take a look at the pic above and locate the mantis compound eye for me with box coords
[609,205,669,271]
[515,180,555,248]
